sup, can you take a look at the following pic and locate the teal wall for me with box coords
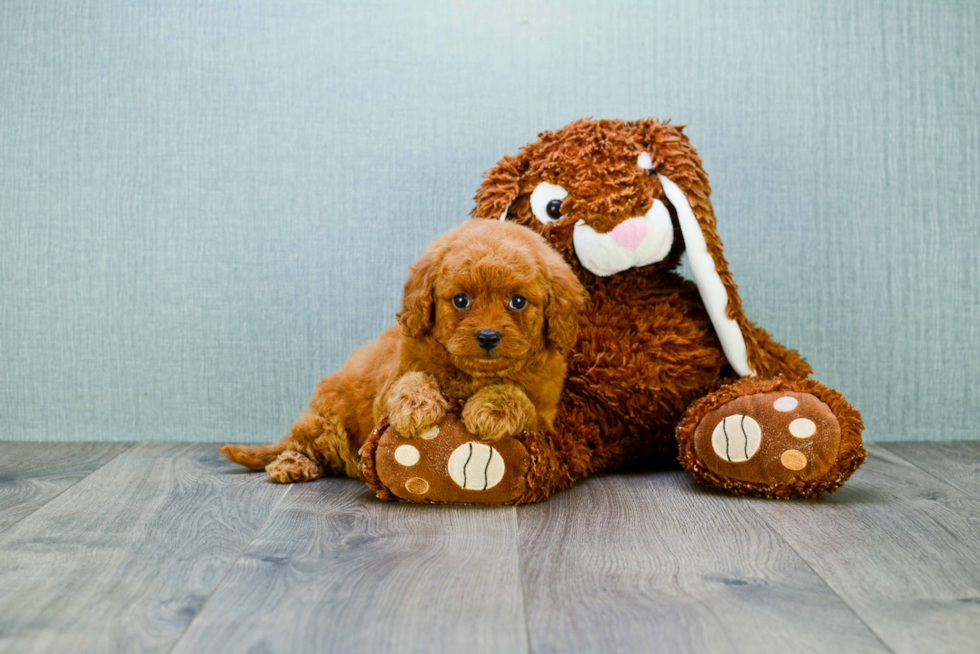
[1,0,978,442]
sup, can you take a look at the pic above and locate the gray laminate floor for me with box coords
[0,442,977,653]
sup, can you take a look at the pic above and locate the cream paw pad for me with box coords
[365,413,531,504]
[693,391,843,485]
[447,442,506,491]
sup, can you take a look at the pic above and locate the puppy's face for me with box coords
[431,247,548,376]
[398,221,587,377]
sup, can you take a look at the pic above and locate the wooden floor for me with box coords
[0,443,978,653]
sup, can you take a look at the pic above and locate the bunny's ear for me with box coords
[471,152,529,221]
[631,120,757,376]
[658,173,754,376]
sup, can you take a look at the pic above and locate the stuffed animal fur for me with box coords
[360,118,866,503]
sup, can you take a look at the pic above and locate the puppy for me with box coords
[220,220,587,483]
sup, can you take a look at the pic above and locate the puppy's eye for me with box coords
[530,182,568,224]
[453,293,471,309]
[509,295,527,310]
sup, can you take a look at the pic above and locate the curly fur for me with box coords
[220,219,587,482]
[385,372,450,439]
[266,450,323,484]
[461,383,537,441]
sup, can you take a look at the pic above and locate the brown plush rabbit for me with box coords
[362,118,866,504]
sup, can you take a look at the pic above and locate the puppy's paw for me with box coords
[265,450,323,483]
[462,384,536,442]
[387,372,450,439]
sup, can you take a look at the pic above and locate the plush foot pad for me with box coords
[359,413,531,504]
[677,378,866,498]
[266,450,322,483]
[697,391,841,482]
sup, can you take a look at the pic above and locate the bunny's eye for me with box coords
[453,293,470,309]
[530,182,568,224]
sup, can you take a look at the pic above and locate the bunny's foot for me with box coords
[359,412,537,505]
[676,377,866,498]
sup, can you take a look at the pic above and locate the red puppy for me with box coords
[220,220,587,483]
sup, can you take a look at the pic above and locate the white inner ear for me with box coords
[657,174,754,377]
[498,204,510,221]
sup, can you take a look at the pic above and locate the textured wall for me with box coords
[1,0,977,443]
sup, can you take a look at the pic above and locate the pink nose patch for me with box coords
[611,218,647,251]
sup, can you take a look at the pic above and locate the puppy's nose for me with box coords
[475,329,502,351]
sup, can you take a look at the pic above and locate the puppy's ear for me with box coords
[397,247,440,338]
[543,248,589,352]
[472,151,530,221]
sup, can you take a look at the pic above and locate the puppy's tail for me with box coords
[218,440,288,470]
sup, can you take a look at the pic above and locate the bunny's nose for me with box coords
[475,329,501,351]
[611,217,648,251]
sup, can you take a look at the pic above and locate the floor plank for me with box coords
[0,442,131,534]
[744,443,980,654]
[0,443,289,653]
[880,441,980,500]
[517,472,888,654]
[171,478,528,654]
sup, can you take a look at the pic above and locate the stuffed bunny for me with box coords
[361,118,865,504]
